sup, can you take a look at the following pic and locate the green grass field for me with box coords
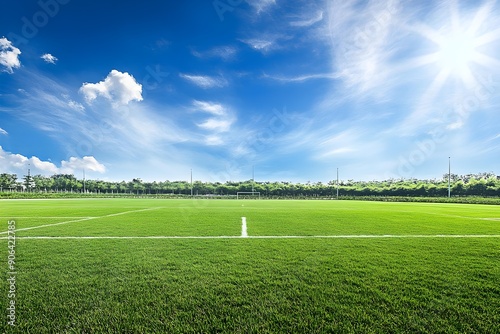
[1,199,499,333]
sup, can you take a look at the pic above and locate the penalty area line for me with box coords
[0,207,164,234]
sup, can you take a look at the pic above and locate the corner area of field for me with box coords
[1,199,500,332]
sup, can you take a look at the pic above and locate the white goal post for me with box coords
[236,192,261,200]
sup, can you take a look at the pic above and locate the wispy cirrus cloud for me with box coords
[0,69,199,180]
[67,100,85,112]
[179,73,228,88]
[0,128,7,135]
[0,37,21,73]
[290,11,324,27]
[326,0,401,98]
[197,118,233,132]
[192,46,238,61]
[262,72,339,83]
[191,100,236,145]
[2,70,185,155]
[192,100,226,116]
[239,36,285,53]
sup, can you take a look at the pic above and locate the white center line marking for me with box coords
[241,217,248,238]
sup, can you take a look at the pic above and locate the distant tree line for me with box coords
[1,172,499,197]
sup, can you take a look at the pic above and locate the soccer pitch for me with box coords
[1,199,500,332]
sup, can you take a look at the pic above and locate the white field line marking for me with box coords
[2,235,500,240]
[241,217,248,238]
[415,212,500,221]
[0,207,164,234]
[0,216,95,219]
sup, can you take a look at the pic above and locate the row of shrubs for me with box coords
[1,192,499,205]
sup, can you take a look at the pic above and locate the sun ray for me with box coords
[458,65,478,88]
[473,52,500,67]
[449,0,461,31]
[425,67,451,100]
[392,53,440,73]
[467,0,496,35]
[474,26,500,47]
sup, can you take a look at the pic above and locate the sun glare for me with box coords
[436,30,477,77]
[406,1,500,94]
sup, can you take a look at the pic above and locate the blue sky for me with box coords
[1,0,499,183]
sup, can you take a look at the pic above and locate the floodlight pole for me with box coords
[190,169,193,197]
[448,157,451,198]
[336,167,339,200]
[83,169,86,194]
[252,165,255,193]
[27,164,31,193]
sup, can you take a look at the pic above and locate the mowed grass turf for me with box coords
[1,199,499,333]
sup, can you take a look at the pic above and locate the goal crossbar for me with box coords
[236,192,261,200]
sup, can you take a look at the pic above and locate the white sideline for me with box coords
[0,207,164,234]
[0,216,94,219]
[1,235,500,240]
[241,217,248,238]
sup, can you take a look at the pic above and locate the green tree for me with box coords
[0,173,17,192]
[23,173,35,192]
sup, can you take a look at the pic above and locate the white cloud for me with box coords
[240,38,275,52]
[192,100,226,115]
[80,70,143,106]
[31,156,59,174]
[192,100,235,135]
[0,128,7,135]
[0,146,105,176]
[290,11,324,27]
[179,73,227,89]
[197,118,233,132]
[0,147,28,169]
[239,34,292,53]
[205,135,224,146]
[68,100,85,112]
[61,156,106,173]
[41,53,58,64]
[0,37,21,73]
[1,71,190,176]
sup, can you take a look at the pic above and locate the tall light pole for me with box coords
[252,165,255,193]
[336,167,339,200]
[190,169,193,197]
[83,169,86,194]
[27,163,31,193]
[448,157,451,198]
